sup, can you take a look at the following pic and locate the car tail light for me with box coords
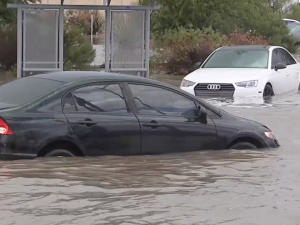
[0,118,13,135]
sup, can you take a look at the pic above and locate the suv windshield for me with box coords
[202,49,269,69]
[0,77,64,105]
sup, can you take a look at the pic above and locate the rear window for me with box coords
[0,77,64,105]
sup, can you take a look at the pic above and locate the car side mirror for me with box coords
[275,63,286,71]
[195,61,202,69]
[182,107,207,123]
[197,106,207,119]
[188,61,202,73]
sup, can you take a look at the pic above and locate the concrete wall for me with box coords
[41,0,138,5]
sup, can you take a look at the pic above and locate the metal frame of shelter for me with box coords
[7,0,159,78]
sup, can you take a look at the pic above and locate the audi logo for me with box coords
[207,84,221,90]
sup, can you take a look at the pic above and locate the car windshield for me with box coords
[287,22,300,31]
[0,77,64,105]
[289,24,300,33]
[202,49,269,69]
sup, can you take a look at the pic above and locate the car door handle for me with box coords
[142,121,161,128]
[76,119,97,127]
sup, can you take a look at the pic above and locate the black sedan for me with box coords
[0,71,279,159]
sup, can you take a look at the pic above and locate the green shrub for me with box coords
[151,28,272,75]
[63,23,96,70]
[151,27,228,75]
[0,21,96,76]
[5,64,17,78]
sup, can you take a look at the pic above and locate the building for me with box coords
[41,0,138,5]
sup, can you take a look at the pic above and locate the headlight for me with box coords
[235,80,258,88]
[264,132,276,139]
[181,79,196,87]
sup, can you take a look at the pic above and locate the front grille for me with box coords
[194,83,235,97]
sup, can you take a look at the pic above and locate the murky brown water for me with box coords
[1,90,300,224]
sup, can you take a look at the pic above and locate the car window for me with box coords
[128,84,196,116]
[271,49,283,68]
[278,48,296,65]
[70,83,128,113]
[38,98,62,112]
[202,49,269,69]
[62,92,76,112]
[0,77,64,105]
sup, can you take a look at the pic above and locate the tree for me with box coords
[284,4,300,21]
[0,0,39,25]
[140,0,295,52]
[63,23,96,70]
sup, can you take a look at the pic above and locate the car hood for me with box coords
[220,109,270,130]
[185,68,270,83]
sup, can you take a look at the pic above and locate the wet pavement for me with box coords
[1,92,300,225]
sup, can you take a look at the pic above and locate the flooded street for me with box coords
[1,93,300,225]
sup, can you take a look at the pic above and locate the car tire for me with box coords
[44,149,75,157]
[229,142,258,150]
[263,84,274,97]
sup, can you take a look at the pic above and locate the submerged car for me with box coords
[0,71,279,159]
[180,45,300,97]
[283,18,300,49]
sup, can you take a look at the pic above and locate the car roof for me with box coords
[31,71,159,84]
[219,45,271,50]
[283,18,300,22]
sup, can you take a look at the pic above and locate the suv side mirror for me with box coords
[275,63,286,71]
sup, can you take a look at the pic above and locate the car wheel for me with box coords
[263,84,274,97]
[44,149,75,157]
[229,142,257,150]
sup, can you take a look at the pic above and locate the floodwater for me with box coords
[1,93,300,225]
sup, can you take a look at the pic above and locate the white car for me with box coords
[180,45,300,97]
[283,18,300,24]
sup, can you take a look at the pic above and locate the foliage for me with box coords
[151,27,227,75]
[5,64,17,78]
[0,22,96,76]
[151,28,271,75]
[66,10,105,35]
[284,4,300,21]
[0,0,39,25]
[0,23,17,70]
[139,0,296,52]
[228,30,269,45]
[63,23,96,70]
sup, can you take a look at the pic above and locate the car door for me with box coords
[62,82,141,156]
[278,48,300,92]
[125,83,218,154]
[270,48,290,94]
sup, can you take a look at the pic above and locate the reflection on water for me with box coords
[0,148,299,225]
[1,91,300,224]
[203,91,300,108]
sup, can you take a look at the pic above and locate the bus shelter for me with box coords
[7,0,159,78]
